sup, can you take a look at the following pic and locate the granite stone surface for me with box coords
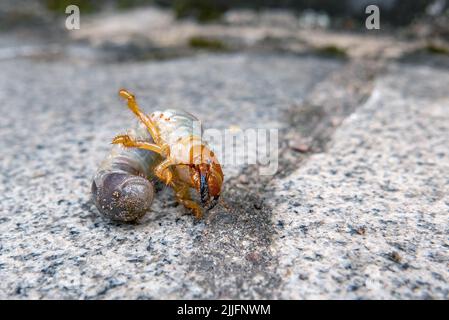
[0,49,447,299]
[1,0,449,301]
[270,64,449,299]
[0,54,340,299]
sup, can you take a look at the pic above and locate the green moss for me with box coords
[173,0,227,23]
[315,45,348,58]
[116,0,154,10]
[45,0,98,14]
[188,36,228,51]
[425,43,449,55]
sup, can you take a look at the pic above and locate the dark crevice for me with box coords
[185,59,382,298]
[276,59,385,180]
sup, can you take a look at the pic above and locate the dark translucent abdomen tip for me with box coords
[91,172,154,222]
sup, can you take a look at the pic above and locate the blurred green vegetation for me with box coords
[117,0,154,9]
[425,43,449,55]
[0,11,46,29]
[41,0,443,26]
[188,36,228,50]
[45,0,99,13]
[315,45,348,58]
[173,0,227,22]
[167,0,437,25]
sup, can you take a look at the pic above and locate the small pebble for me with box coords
[238,175,249,185]
[254,202,262,210]
[355,226,366,235]
[390,251,402,263]
[289,139,310,153]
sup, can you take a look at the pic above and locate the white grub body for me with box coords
[99,122,160,178]
[92,122,161,222]
[92,109,216,221]
[150,109,209,165]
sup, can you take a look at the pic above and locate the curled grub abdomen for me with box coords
[92,123,161,222]
[92,171,154,222]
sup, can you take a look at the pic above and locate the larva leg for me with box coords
[172,183,203,219]
[119,89,161,144]
[112,134,163,154]
[154,159,174,185]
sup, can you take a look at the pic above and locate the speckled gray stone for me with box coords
[0,53,340,299]
[1,1,449,301]
[270,64,449,299]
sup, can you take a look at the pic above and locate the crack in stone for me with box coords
[185,60,383,299]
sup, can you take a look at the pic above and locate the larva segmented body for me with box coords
[91,122,161,222]
[150,109,206,163]
[91,110,202,221]
[150,109,200,145]
[148,109,223,209]
[93,89,224,220]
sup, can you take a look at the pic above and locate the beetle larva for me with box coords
[112,89,224,218]
[91,122,162,222]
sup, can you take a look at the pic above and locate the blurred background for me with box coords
[1,0,448,63]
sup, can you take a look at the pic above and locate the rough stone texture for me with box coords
[1,17,448,297]
[270,64,449,299]
[0,54,340,299]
